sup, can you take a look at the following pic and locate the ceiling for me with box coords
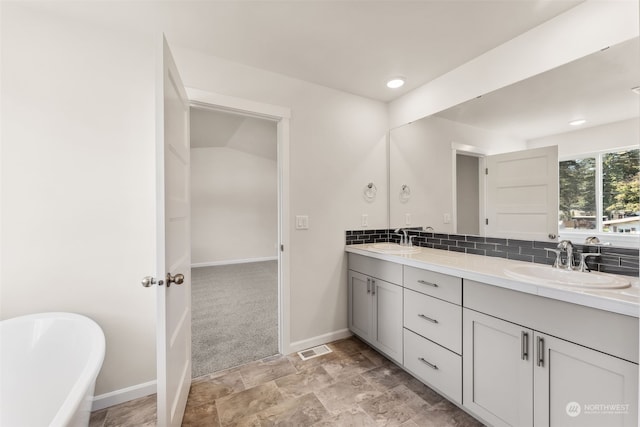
[27,0,582,102]
[434,37,640,141]
[190,108,277,160]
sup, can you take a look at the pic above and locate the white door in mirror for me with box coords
[485,146,558,241]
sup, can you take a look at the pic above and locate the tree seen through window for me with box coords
[559,149,639,234]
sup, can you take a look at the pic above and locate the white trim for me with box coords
[451,142,489,157]
[186,88,291,120]
[92,380,157,411]
[191,256,278,268]
[278,118,291,355]
[288,328,353,354]
[186,88,291,358]
[451,142,486,235]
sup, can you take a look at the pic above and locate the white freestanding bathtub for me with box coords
[0,312,106,427]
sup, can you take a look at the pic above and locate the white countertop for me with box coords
[346,243,640,318]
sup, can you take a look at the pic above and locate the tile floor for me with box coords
[89,337,484,426]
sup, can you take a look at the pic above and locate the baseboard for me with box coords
[191,256,278,268]
[92,380,157,411]
[288,328,352,354]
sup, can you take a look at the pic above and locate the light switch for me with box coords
[443,213,451,224]
[295,215,309,230]
[361,214,369,227]
[405,213,411,225]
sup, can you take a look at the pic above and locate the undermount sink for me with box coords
[368,242,422,255]
[504,264,630,290]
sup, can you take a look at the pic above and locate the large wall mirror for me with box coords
[390,36,639,247]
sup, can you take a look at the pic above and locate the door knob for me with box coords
[166,272,185,287]
[141,276,164,287]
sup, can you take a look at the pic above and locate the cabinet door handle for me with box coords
[372,279,376,295]
[417,280,438,288]
[367,278,372,294]
[418,314,439,324]
[521,331,529,360]
[418,357,438,370]
[537,336,545,367]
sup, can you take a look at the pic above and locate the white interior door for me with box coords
[156,35,191,427]
[485,146,558,241]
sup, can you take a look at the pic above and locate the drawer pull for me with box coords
[418,314,439,324]
[521,331,529,361]
[417,280,438,288]
[537,336,545,367]
[418,357,438,370]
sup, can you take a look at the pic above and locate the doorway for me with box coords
[456,153,480,235]
[189,106,280,378]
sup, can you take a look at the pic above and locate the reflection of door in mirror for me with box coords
[456,154,480,235]
[485,146,558,241]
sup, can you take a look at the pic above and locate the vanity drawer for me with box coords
[348,253,402,284]
[404,328,462,404]
[404,266,462,304]
[404,289,462,354]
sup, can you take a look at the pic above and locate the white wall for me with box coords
[1,3,157,396]
[527,118,640,158]
[172,47,389,346]
[191,146,278,265]
[389,0,639,129]
[389,116,525,231]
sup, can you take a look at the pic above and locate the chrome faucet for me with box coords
[546,239,600,272]
[577,252,599,272]
[557,240,575,270]
[393,228,405,246]
[394,228,416,247]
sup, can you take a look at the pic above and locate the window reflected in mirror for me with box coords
[560,148,639,234]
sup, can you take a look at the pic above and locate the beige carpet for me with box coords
[191,261,278,378]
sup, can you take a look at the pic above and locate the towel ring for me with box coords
[400,184,411,202]
[363,182,377,202]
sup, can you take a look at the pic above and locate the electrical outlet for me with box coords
[405,213,411,225]
[443,213,451,224]
[361,214,369,227]
[295,215,309,230]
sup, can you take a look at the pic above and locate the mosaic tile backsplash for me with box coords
[346,229,640,277]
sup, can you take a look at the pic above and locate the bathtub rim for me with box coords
[0,311,106,427]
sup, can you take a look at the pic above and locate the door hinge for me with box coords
[485,218,489,225]
[485,168,488,175]
[280,244,284,252]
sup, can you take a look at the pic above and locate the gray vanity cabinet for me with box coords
[348,270,374,342]
[463,309,534,427]
[533,332,638,427]
[346,250,638,427]
[463,286,638,427]
[348,254,403,364]
[402,266,463,403]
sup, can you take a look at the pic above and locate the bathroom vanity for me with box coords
[346,244,639,427]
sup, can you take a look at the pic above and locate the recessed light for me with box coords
[386,78,405,89]
[569,119,586,126]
